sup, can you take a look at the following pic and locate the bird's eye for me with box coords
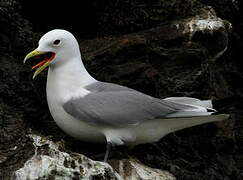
[53,39,61,45]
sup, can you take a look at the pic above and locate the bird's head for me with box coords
[24,29,80,79]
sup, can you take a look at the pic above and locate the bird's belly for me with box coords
[47,100,105,143]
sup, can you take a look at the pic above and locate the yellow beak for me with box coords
[24,49,55,79]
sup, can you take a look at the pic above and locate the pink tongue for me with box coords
[31,53,55,69]
[32,59,48,69]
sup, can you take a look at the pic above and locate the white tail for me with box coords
[162,114,229,133]
[131,114,229,146]
[164,97,213,108]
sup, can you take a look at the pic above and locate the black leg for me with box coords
[104,141,112,162]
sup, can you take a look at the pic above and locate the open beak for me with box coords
[24,49,55,79]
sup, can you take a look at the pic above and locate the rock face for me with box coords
[110,159,175,180]
[82,6,231,99]
[13,134,121,180]
[1,0,243,180]
[13,134,175,180]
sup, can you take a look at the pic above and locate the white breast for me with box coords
[46,66,105,143]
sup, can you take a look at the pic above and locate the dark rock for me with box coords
[82,7,230,99]
[0,103,35,179]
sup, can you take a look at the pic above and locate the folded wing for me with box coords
[63,90,213,127]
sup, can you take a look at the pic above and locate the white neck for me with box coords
[46,56,97,103]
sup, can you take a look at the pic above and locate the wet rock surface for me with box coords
[0,0,243,179]
[109,158,175,180]
[14,134,121,180]
[12,134,175,180]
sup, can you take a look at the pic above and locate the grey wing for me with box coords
[85,81,135,92]
[63,90,196,127]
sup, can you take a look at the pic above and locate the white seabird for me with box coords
[24,29,229,161]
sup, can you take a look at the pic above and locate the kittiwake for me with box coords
[24,29,229,161]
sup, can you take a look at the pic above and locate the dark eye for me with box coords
[53,39,60,45]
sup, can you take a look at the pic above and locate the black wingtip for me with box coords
[207,108,216,113]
